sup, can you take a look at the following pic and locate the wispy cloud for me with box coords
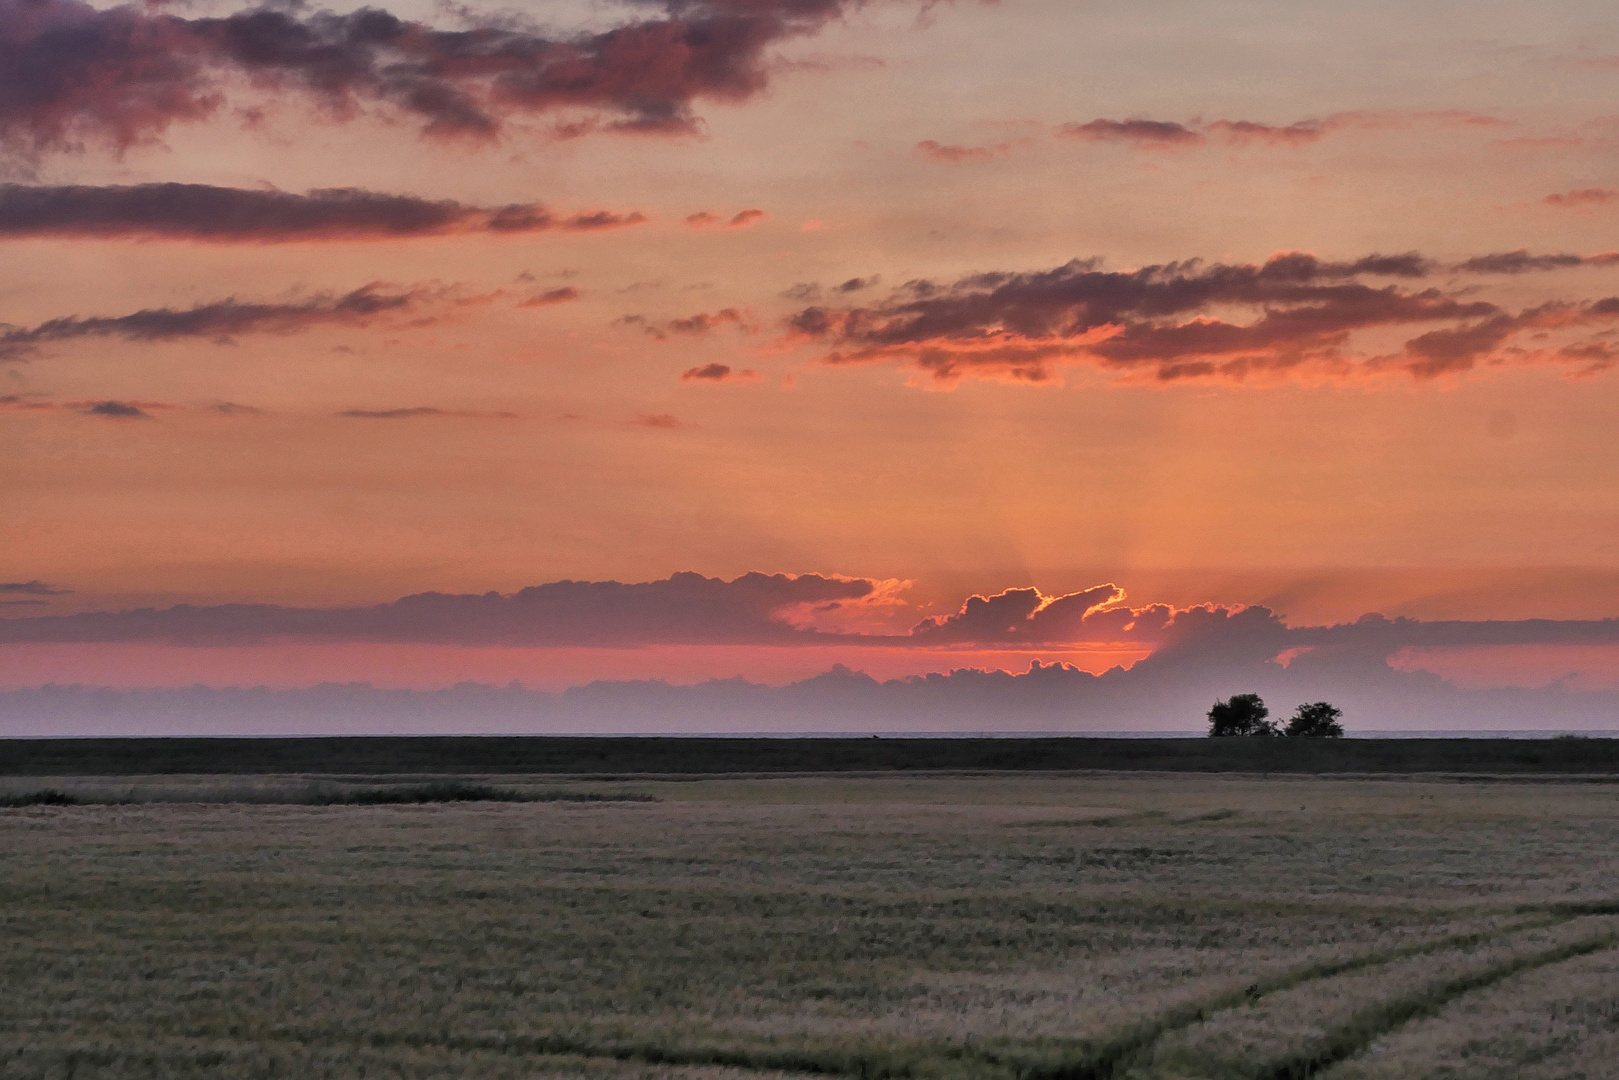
[619,308,753,341]
[1544,188,1617,208]
[337,407,519,420]
[1057,110,1507,150]
[516,287,581,308]
[686,209,767,229]
[0,283,460,361]
[913,139,1018,162]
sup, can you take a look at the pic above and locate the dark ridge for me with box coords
[0,787,78,807]
[321,781,655,805]
[6,736,1619,777]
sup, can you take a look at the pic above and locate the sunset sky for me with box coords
[6,0,1619,705]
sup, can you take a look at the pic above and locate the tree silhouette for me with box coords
[1207,693,1276,737]
[1284,701,1345,738]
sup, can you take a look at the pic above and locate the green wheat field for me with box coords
[4,772,1619,1079]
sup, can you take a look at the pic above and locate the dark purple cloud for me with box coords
[1058,119,1202,145]
[0,571,883,646]
[681,362,760,381]
[0,0,869,157]
[785,251,1619,383]
[81,399,150,418]
[0,580,71,596]
[0,183,645,241]
[0,282,444,361]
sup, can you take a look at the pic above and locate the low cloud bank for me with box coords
[3,653,1615,736]
[8,574,1619,652]
[0,572,879,647]
[8,574,1619,733]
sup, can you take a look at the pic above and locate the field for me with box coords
[5,772,1619,1079]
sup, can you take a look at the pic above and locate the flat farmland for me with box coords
[4,773,1619,1079]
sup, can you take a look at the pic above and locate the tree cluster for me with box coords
[1206,694,1344,738]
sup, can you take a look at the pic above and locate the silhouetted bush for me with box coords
[1285,702,1346,738]
[0,789,80,808]
[1208,694,1277,737]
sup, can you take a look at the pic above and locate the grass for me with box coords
[2,773,1618,1079]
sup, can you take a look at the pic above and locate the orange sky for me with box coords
[5,0,1619,694]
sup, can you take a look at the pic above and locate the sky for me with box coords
[5,0,1619,727]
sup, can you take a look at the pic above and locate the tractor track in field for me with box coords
[161,911,1608,1080]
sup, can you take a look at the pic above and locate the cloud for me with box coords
[914,139,1014,162]
[0,394,54,411]
[516,286,580,307]
[0,282,450,361]
[212,401,262,416]
[1453,250,1588,274]
[0,0,875,158]
[337,406,518,419]
[911,584,1135,642]
[1205,119,1324,145]
[687,208,767,229]
[562,210,647,231]
[779,278,874,303]
[633,412,683,428]
[681,362,760,381]
[0,571,883,647]
[667,308,749,334]
[0,183,645,241]
[784,250,1619,384]
[0,581,71,596]
[1057,119,1203,145]
[1544,189,1617,208]
[79,399,151,419]
[623,307,752,340]
[1057,111,1508,151]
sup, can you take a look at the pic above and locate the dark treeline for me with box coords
[4,735,1619,777]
